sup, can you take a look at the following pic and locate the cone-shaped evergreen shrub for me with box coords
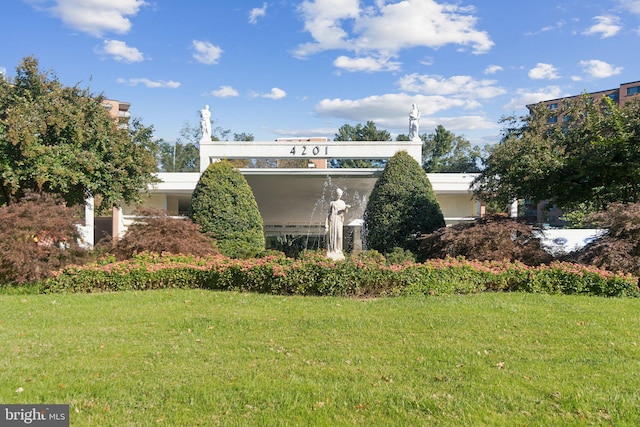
[190,160,265,258]
[364,150,445,254]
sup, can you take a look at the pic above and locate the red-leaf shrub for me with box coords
[0,193,85,284]
[568,202,640,275]
[113,208,218,260]
[418,214,552,265]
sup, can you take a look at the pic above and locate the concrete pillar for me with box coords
[509,200,518,218]
[78,195,94,248]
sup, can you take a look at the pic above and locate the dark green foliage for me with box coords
[157,140,199,172]
[474,96,640,211]
[0,193,86,284]
[113,208,218,260]
[384,247,417,264]
[421,125,484,173]
[190,160,265,258]
[0,56,159,210]
[419,214,551,265]
[333,121,391,167]
[364,150,445,254]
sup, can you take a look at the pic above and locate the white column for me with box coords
[509,200,518,218]
[78,195,95,248]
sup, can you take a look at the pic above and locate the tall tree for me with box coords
[157,123,202,172]
[157,139,200,172]
[473,95,640,212]
[421,125,483,173]
[397,126,485,172]
[0,56,159,210]
[333,121,391,168]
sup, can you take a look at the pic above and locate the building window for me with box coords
[547,116,558,124]
[607,93,619,101]
[548,103,559,110]
[626,86,640,95]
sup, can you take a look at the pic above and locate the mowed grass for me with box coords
[1,290,639,426]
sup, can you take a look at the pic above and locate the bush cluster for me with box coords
[364,151,445,255]
[190,160,265,259]
[419,214,552,265]
[44,251,639,298]
[112,208,218,260]
[567,203,640,276]
[0,193,87,284]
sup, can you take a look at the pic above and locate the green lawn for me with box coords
[1,290,639,426]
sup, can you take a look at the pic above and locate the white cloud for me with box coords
[192,40,223,65]
[315,93,498,132]
[582,15,622,38]
[316,93,470,127]
[333,55,401,72]
[209,85,239,97]
[100,39,144,62]
[274,127,338,138]
[397,74,506,99]
[249,3,268,24]
[116,77,180,88]
[251,87,287,99]
[528,63,560,80]
[618,0,640,15]
[29,0,146,37]
[579,59,623,78]
[503,86,566,110]
[525,20,566,36]
[418,116,499,135]
[295,0,360,56]
[294,0,493,61]
[484,65,503,75]
[263,87,287,99]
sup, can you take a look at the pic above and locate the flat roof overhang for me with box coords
[152,170,477,234]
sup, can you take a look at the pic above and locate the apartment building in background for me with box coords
[528,80,640,124]
[102,98,131,129]
[524,80,640,226]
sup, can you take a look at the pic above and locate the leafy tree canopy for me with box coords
[398,125,486,172]
[0,56,159,210]
[333,121,391,168]
[473,95,640,212]
[420,125,484,173]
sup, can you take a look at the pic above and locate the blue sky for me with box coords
[2,0,640,145]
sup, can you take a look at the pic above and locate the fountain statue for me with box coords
[325,188,350,260]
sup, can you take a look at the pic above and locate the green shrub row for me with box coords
[42,252,640,298]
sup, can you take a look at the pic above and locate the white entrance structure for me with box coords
[110,139,482,250]
[199,139,423,170]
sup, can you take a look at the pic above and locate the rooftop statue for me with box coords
[409,103,421,141]
[200,104,211,142]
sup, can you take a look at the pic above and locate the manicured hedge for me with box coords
[43,251,640,298]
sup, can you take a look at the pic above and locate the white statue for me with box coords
[200,104,211,142]
[325,188,351,260]
[409,103,421,141]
